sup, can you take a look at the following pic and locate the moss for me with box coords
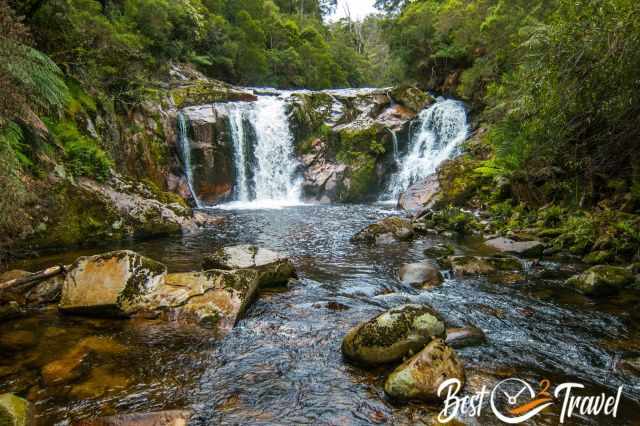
[170,81,256,108]
[356,305,442,348]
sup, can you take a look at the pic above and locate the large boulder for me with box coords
[566,265,635,296]
[201,245,296,287]
[59,251,167,317]
[351,217,414,245]
[444,256,522,277]
[0,393,32,426]
[484,237,544,258]
[72,410,191,426]
[398,174,442,214]
[341,304,445,366]
[390,85,433,113]
[399,263,444,289]
[384,339,465,402]
[145,269,261,334]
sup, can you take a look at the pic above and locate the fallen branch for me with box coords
[0,265,66,295]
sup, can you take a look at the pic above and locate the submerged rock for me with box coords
[351,217,414,245]
[566,265,635,296]
[201,245,296,287]
[0,330,36,352]
[72,410,191,426]
[445,256,522,277]
[69,366,131,399]
[384,339,465,402]
[484,237,544,258]
[445,327,486,348]
[59,251,167,317]
[0,302,24,323]
[0,393,32,426]
[341,304,445,366]
[399,263,444,289]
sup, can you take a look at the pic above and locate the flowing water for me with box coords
[3,205,640,425]
[177,112,202,208]
[384,99,470,201]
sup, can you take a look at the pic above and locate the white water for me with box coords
[383,99,469,201]
[176,112,201,208]
[215,96,304,209]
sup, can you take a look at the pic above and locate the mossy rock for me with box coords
[446,255,522,277]
[566,265,635,296]
[351,217,414,244]
[583,250,613,265]
[390,85,433,113]
[170,81,257,108]
[342,304,445,366]
[384,339,465,402]
[424,244,455,258]
[0,394,32,426]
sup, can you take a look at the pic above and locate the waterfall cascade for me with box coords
[176,112,201,208]
[383,99,469,201]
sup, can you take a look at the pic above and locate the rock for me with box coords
[69,367,131,399]
[566,265,635,296]
[583,250,613,265]
[192,211,224,227]
[201,245,296,287]
[399,263,444,289]
[41,336,128,386]
[145,269,261,334]
[424,244,454,258]
[72,410,192,426]
[484,237,544,258]
[390,85,433,113]
[351,217,414,244]
[341,304,445,366]
[445,327,486,348]
[59,251,167,317]
[25,275,63,305]
[384,339,465,402]
[618,357,640,376]
[399,174,442,214]
[170,79,257,109]
[445,256,522,277]
[0,393,33,426]
[0,330,36,352]
[0,302,24,322]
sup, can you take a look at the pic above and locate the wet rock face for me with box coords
[399,263,444,289]
[384,339,465,402]
[0,394,32,426]
[484,237,544,258]
[341,304,445,366]
[59,251,167,317]
[72,410,192,426]
[201,245,297,288]
[566,265,635,296]
[351,217,414,245]
[399,174,442,214]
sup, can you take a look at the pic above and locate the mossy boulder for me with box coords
[399,263,444,289]
[351,217,414,244]
[59,250,167,317]
[201,245,297,288]
[341,304,445,366]
[566,265,635,296]
[424,244,455,258]
[445,256,522,277]
[0,394,32,426]
[390,85,433,113]
[583,250,614,265]
[384,339,465,402]
[170,81,257,109]
[144,269,261,334]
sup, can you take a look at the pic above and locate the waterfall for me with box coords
[176,112,201,208]
[383,99,469,201]
[387,128,400,163]
[212,95,303,209]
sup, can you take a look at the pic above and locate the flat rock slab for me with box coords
[398,174,442,214]
[484,237,544,258]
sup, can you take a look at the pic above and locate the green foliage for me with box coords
[46,120,112,181]
[419,206,482,236]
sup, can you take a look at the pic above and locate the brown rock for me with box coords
[72,410,191,426]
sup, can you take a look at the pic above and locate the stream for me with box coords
[2,204,640,425]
